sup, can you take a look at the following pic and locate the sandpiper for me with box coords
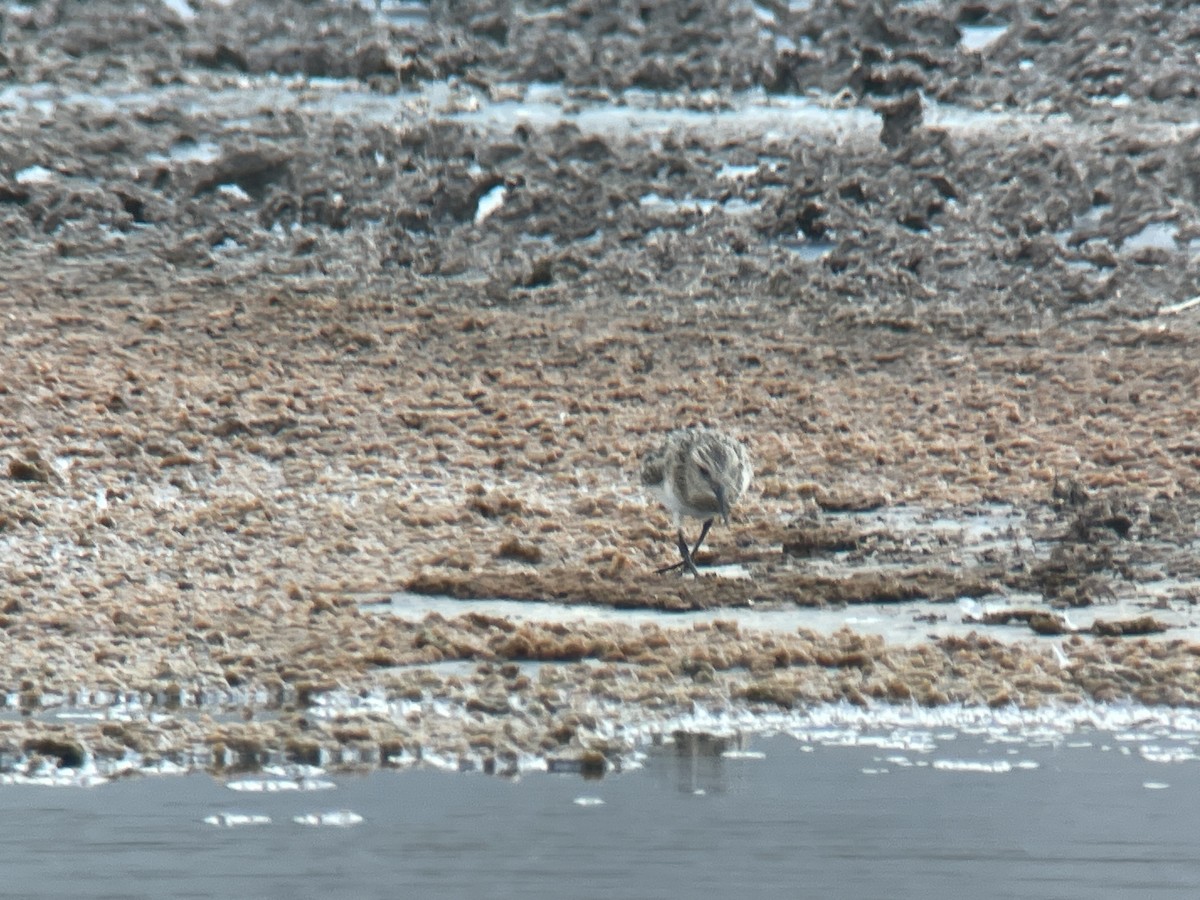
[639,427,753,576]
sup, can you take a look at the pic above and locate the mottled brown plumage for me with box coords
[640,427,752,575]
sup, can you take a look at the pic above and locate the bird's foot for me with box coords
[655,559,700,576]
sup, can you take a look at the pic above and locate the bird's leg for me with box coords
[689,518,713,559]
[655,519,713,576]
[675,527,700,576]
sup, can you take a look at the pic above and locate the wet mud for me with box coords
[2,0,1200,777]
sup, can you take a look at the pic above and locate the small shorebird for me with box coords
[640,427,753,576]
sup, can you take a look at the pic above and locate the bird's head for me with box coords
[690,443,736,523]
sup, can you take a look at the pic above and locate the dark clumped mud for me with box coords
[2,0,1200,777]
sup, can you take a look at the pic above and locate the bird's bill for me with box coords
[715,484,729,524]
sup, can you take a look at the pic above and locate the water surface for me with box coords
[2,730,1197,900]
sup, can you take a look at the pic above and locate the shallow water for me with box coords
[2,728,1198,900]
[378,584,1200,648]
[0,74,1138,149]
[372,500,1200,644]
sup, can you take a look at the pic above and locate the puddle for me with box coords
[378,590,991,645]
[13,164,55,184]
[456,86,882,138]
[375,0,430,28]
[373,502,1200,644]
[473,182,507,224]
[0,76,1064,149]
[1158,295,1200,315]
[716,162,765,180]
[1073,203,1112,231]
[146,139,224,166]
[377,586,1200,646]
[160,0,197,21]
[1056,207,1186,258]
[959,24,1009,53]
[638,192,763,218]
[6,72,1191,176]
[780,238,837,260]
[638,192,717,215]
[1122,220,1178,252]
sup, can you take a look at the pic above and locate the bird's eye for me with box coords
[697,466,710,479]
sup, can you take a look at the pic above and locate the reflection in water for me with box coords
[662,731,748,795]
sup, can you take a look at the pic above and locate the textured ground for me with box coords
[1,0,1199,776]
